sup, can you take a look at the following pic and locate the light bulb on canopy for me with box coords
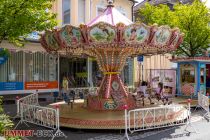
[40,1,184,110]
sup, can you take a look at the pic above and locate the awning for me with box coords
[0,40,46,53]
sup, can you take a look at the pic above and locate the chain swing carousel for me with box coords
[41,1,185,129]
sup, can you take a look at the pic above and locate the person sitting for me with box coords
[63,93,74,109]
[137,81,154,106]
[69,90,75,102]
[63,93,70,105]
[155,82,170,105]
[52,91,59,103]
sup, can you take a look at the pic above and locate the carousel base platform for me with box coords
[49,98,190,129]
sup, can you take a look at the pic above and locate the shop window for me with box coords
[180,64,195,83]
[25,52,57,82]
[0,51,23,82]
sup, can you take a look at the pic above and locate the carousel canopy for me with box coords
[40,1,184,57]
[87,5,133,26]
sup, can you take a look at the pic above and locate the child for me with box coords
[137,81,154,105]
[155,82,169,105]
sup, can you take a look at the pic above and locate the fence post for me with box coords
[52,104,66,140]
[184,99,198,133]
[56,104,60,130]
[13,96,20,120]
[16,96,20,116]
[123,104,129,140]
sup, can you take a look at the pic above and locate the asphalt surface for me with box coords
[2,100,210,140]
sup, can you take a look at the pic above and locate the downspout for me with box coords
[131,0,137,22]
[90,0,92,21]
[131,1,134,22]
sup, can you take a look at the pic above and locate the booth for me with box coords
[172,57,210,97]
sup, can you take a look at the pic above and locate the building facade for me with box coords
[0,0,136,95]
[133,0,184,85]
[52,0,136,88]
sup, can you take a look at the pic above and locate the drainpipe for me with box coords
[90,0,92,21]
[131,0,137,22]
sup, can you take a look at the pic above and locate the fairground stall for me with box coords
[172,57,210,98]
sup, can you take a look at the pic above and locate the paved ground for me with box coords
[2,100,210,140]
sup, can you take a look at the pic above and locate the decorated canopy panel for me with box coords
[40,22,183,57]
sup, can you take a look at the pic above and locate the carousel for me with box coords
[40,1,186,129]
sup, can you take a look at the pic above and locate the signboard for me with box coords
[25,81,58,90]
[137,55,144,62]
[0,82,24,91]
[26,31,40,41]
[0,48,8,65]
[0,56,7,65]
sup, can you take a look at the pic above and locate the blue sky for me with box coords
[136,0,210,7]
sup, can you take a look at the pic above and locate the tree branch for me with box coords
[178,44,191,57]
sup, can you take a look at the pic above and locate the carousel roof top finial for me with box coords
[107,0,114,6]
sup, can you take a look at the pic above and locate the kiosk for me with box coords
[172,57,210,97]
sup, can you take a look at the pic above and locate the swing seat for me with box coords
[133,92,145,107]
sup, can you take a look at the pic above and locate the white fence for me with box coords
[15,93,66,139]
[16,93,39,117]
[20,103,57,129]
[197,92,210,119]
[124,103,195,140]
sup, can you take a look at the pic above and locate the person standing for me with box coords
[62,76,69,97]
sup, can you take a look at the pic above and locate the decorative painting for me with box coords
[59,26,81,47]
[171,32,180,47]
[154,27,171,45]
[124,24,149,43]
[89,23,116,43]
[104,101,117,110]
[181,83,195,96]
[45,32,60,51]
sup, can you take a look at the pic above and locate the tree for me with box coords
[0,0,57,46]
[0,1,56,139]
[137,0,210,57]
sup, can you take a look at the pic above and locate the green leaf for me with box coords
[138,0,210,57]
[0,0,57,46]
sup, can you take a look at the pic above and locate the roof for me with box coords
[87,5,133,26]
[171,57,210,62]
[0,41,46,53]
[134,0,194,12]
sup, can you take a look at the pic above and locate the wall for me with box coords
[52,0,133,26]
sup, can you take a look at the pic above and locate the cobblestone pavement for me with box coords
[3,101,210,140]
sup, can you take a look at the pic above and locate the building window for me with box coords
[63,0,70,24]
[0,52,57,82]
[78,0,85,23]
[180,64,195,83]
[25,52,57,82]
[0,51,24,82]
